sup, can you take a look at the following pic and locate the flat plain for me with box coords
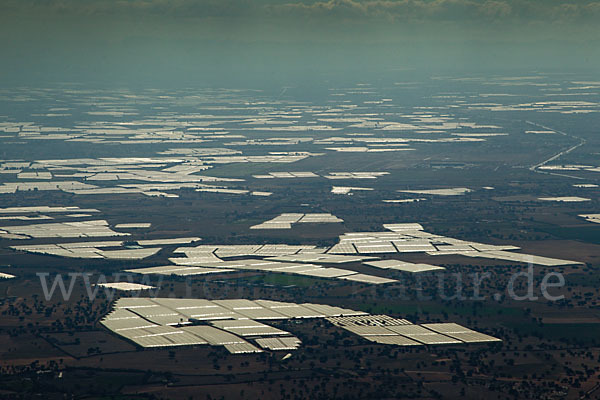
[1,75,600,399]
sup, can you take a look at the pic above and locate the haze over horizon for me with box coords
[2,0,600,86]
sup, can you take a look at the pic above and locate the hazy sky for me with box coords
[1,0,599,85]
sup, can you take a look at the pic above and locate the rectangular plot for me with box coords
[210,320,266,329]
[342,325,399,336]
[131,306,180,318]
[101,248,161,260]
[136,325,182,337]
[268,305,325,319]
[255,337,301,351]
[301,303,366,317]
[168,267,235,276]
[365,260,444,273]
[354,243,397,254]
[137,237,200,245]
[266,254,374,264]
[393,243,437,253]
[486,251,581,266]
[420,323,501,343]
[115,223,151,229]
[279,336,302,347]
[292,267,356,278]
[182,326,246,345]
[213,299,262,310]
[435,244,476,252]
[327,315,411,327]
[363,335,422,346]
[129,335,181,348]
[385,325,462,345]
[115,297,156,308]
[144,314,188,326]
[101,318,157,331]
[268,264,322,272]
[250,223,292,230]
[224,342,263,354]
[339,274,397,285]
[152,298,216,309]
[383,223,424,231]
[443,331,502,343]
[220,326,289,337]
[234,308,288,320]
[327,243,357,254]
[178,306,238,320]
[420,323,468,333]
[364,260,411,269]
[254,300,299,309]
[103,308,140,321]
[169,255,223,265]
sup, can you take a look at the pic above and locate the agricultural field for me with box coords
[1,74,600,399]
